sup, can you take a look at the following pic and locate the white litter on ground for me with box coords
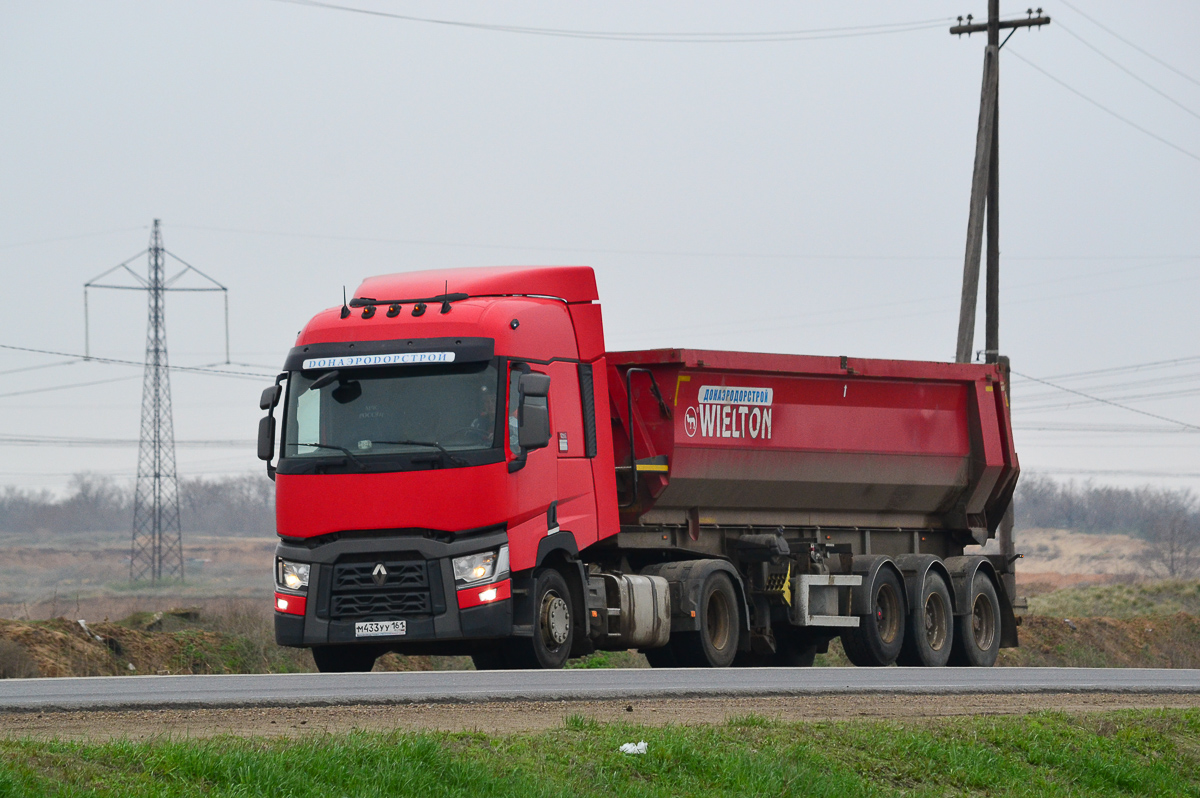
[619,741,648,755]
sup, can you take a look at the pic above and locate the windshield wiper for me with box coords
[371,439,468,467]
[294,442,366,470]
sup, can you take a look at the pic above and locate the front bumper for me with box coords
[274,528,512,648]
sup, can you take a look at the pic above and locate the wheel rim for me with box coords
[923,591,948,652]
[706,589,733,652]
[874,582,901,644]
[971,592,996,651]
[540,590,570,648]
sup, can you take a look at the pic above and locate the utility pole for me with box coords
[951,4,1050,364]
[84,220,229,583]
[951,6,1049,602]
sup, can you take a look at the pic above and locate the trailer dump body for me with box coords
[261,265,1021,673]
[608,349,1017,545]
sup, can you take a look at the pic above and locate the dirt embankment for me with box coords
[2,611,1199,679]
[999,613,1200,669]
[0,612,465,679]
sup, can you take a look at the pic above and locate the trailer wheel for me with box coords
[506,568,575,669]
[949,574,1001,667]
[311,644,380,673]
[673,572,739,668]
[842,567,906,667]
[897,571,954,667]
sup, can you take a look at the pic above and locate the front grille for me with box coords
[331,590,431,618]
[329,558,434,621]
[333,561,427,592]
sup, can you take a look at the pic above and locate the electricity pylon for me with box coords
[84,220,228,583]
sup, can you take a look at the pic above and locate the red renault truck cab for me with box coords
[261,266,618,670]
[260,265,1019,672]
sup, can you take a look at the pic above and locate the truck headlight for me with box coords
[276,559,310,592]
[452,545,509,585]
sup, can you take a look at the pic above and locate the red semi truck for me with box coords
[259,265,1019,671]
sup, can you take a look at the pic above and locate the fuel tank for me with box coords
[608,349,1018,540]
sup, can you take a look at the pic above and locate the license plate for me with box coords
[355,620,406,638]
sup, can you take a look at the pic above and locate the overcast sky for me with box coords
[1,0,1197,494]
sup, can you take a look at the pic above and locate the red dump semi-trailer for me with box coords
[258,265,1019,671]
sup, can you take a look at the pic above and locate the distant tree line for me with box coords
[0,473,274,536]
[3,472,1197,574]
[1016,474,1200,578]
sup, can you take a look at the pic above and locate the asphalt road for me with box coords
[3,667,1200,712]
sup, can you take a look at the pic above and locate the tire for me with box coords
[311,644,380,673]
[505,568,575,669]
[949,574,1001,667]
[672,572,740,668]
[897,571,954,667]
[842,566,906,667]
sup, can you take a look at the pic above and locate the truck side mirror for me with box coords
[259,375,286,479]
[260,385,282,410]
[258,415,276,461]
[518,373,551,451]
[519,373,550,398]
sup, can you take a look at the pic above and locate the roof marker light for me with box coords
[387,304,401,317]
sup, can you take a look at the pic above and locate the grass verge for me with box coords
[1,710,1198,796]
[1029,580,1200,619]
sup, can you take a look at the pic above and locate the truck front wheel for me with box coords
[311,644,380,673]
[842,567,906,667]
[506,568,575,669]
[673,572,740,668]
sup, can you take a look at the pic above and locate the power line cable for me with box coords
[1056,21,1200,122]
[0,359,83,377]
[1058,0,1200,88]
[0,227,148,252]
[1013,422,1199,434]
[1007,48,1200,164]
[1019,386,1200,412]
[619,257,1191,340]
[275,1,951,43]
[0,375,141,399]
[1027,467,1200,478]
[172,223,1200,262]
[0,434,254,448]
[1011,369,1200,431]
[0,344,273,380]
[1017,370,1200,399]
[1015,354,1200,383]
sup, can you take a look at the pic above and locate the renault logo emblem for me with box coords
[372,563,388,586]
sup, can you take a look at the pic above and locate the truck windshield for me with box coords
[282,360,500,466]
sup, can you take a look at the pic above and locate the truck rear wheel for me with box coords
[897,571,953,667]
[672,572,739,668]
[311,644,380,673]
[842,567,906,667]
[505,568,575,669]
[949,574,1001,667]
